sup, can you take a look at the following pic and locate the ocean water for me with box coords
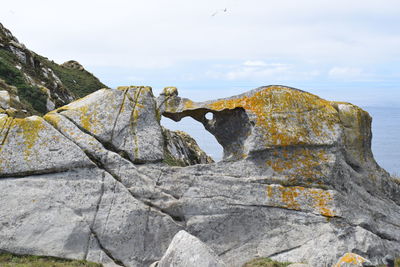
[364,106,400,175]
[161,107,400,175]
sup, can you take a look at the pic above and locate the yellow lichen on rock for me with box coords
[43,113,61,128]
[11,116,46,159]
[266,184,335,217]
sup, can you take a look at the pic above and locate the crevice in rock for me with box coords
[110,88,129,143]
[356,222,398,242]
[345,159,362,174]
[143,206,151,254]
[126,87,143,161]
[57,112,135,164]
[141,198,186,225]
[0,167,91,179]
[217,236,255,257]
[332,217,399,242]
[266,244,303,258]
[0,117,13,145]
[88,228,126,267]
[84,172,106,260]
[226,202,342,219]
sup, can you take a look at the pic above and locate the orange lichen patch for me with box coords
[334,253,368,266]
[205,86,341,147]
[12,116,45,159]
[265,148,331,183]
[278,186,302,210]
[307,188,334,217]
[266,185,335,217]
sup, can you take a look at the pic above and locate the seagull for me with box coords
[211,8,227,17]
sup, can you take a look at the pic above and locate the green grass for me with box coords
[0,253,102,267]
[39,56,107,98]
[0,49,47,114]
[243,257,291,267]
[163,151,186,167]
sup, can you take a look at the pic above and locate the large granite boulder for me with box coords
[156,230,226,267]
[0,85,399,267]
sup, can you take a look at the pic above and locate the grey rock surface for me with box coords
[0,85,399,267]
[157,230,226,267]
[163,127,214,166]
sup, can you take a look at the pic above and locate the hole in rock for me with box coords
[205,112,213,120]
[161,116,223,161]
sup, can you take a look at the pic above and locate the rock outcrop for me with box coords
[156,230,226,267]
[0,85,399,267]
[0,22,106,115]
[163,127,214,166]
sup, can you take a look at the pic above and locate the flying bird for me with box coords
[211,8,227,17]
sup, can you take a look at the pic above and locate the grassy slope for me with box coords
[0,253,102,267]
[0,47,107,115]
[39,57,107,98]
[0,49,48,114]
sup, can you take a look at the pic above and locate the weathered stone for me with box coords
[0,115,93,176]
[56,87,164,163]
[157,230,226,267]
[163,127,214,166]
[287,264,311,267]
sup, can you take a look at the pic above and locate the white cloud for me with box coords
[328,67,363,78]
[206,61,320,81]
[243,60,267,67]
[1,0,400,69]
[225,64,291,80]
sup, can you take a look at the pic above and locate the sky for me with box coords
[1,0,400,107]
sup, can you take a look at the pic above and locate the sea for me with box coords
[161,107,400,175]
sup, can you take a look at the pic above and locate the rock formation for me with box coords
[0,85,399,267]
[155,230,226,267]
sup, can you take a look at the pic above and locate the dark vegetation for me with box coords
[0,43,106,115]
[0,49,47,114]
[0,253,102,267]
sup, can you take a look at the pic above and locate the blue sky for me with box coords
[1,0,400,106]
